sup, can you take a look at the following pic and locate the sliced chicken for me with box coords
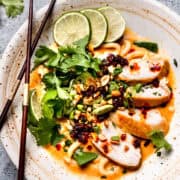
[117,58,169,83]
[133,84,171,107]
[92,122,142,169]
[109,109,169,139]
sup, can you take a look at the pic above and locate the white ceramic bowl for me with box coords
[0,0,180,179]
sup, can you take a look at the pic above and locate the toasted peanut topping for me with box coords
[94,91,100,98]
[111,90,121,97]
[87,107,92,112]
[98,134,107,142]
[101,75,110,86]
[73,95,82,105]
[83,96,93,105]
[74,84,82,94]
[104,120,109,128]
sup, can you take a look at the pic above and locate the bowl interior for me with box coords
[0,0,180,179]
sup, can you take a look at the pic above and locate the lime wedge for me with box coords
[30,90,42,121]
[54,12,90,46]
[99,7,125,43]
[81,9,108,48]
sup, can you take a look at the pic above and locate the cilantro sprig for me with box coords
[28,36,101,147]
[28,117,64,146]
[0,0,24,17]
[73,148,98,166]
[34,36,101,74]
[148,130,172,152]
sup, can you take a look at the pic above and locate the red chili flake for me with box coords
[141,108,148,118]
[87,145,92,151]
[133,139,141,148]
[121,134,127,141]
[56,144,61,151]
[130,62,140,71]
[102,144,109,154]
[150,64,161,71]
[95,137,99,143]
[129,49,135,53]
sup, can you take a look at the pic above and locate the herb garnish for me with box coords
[111,136,120,141]
[73,148,98,166]
[0,0,24,17]
[34,36,101,74]
[28,117,64,146]
[134,41,158,53]
[148,130,172,152]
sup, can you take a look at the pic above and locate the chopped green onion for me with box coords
[111,136,120,141]
[69,111,75,120]
[93,126,101,134]
[113,67,122,76]
[77,104,84,111]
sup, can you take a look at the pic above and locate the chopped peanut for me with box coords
[101,75,110,86]
[111,90,121,97]
[83,96,93,105]
[104,120,109,128]
[98,134,107,142]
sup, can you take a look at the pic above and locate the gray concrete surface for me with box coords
[0,0,179,179]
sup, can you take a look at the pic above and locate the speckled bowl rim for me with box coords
[0,0,180,179]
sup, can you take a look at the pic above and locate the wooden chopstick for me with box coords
[0,0,56,131]
[17,0,33,179]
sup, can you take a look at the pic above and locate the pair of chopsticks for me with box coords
[0,0,56,130]
[0,0,56,179]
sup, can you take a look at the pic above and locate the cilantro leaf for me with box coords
[34,36,101,75]
[42,89,57,104]
[60,54,90,70]
[29,117,63,146]
[55,76,71,100]
[0,0,24,17]
[51,130,65,146]
[73,148,98,166]
[148,130,172,152]
[34,46,57,66]
[41,89,58,119]
[73,35,89,50]
[42,72,56,88]
[134,41,158,53]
